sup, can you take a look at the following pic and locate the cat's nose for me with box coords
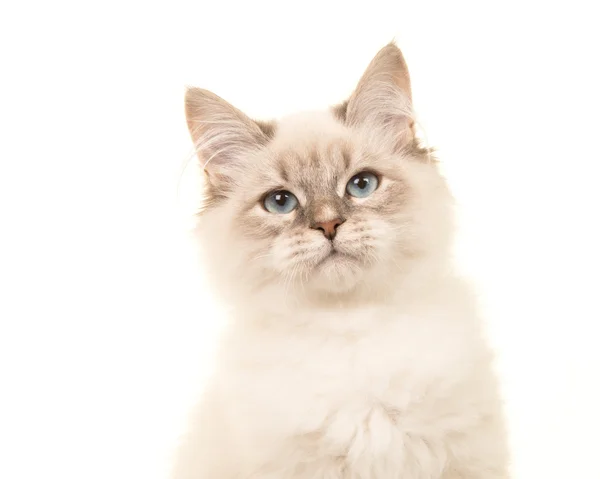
[311,218,345,240]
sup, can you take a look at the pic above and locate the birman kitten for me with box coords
[173,42,509,479]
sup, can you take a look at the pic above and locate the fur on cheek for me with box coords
[179,41,509,479]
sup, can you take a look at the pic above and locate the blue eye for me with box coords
[263,190,299,214]
[346,172,379,198]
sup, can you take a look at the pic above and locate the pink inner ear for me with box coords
[341,43,414,146]
[185,87,270,175]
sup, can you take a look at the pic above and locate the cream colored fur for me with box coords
[174,43,509,478]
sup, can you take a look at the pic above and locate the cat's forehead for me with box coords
[274,110,348,142]
[264,111,357,188]
[273,140,353,182]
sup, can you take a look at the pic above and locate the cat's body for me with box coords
[174,44,509,478]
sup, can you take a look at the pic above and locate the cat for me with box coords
[173,42,510,479]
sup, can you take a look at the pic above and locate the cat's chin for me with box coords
[309,253,365,294]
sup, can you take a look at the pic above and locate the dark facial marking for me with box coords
[332,101,348,123]
[277,161,289,182]
[309,147,321,167]
[341,147,352,170]
[237,210,285,241]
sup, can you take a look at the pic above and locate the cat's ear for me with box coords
[335,42,415,148]
[185,87,272,189]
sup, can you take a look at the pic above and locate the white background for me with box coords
[1,1,599,478]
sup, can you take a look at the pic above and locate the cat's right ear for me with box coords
[333,42,415,151]
[185,87,271,191]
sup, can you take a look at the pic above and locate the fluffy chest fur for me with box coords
[176,42,509,479]
[207,305,495,478]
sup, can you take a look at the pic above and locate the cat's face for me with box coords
[186,43,453,306]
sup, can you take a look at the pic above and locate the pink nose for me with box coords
[311,218,345,240]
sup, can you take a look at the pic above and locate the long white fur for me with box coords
[175,44,509,478]
[172,113,509,479]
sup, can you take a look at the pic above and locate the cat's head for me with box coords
[185,43,454,309]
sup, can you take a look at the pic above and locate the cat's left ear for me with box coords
[185,87,272,191]
[334,42,415,150]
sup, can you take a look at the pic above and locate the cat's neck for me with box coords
[229,264,458,334]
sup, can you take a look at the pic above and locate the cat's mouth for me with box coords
[308,246,365,292]
[315,248,353,267]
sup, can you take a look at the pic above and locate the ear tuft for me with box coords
[337,42,415,149]
[184,88,270,182]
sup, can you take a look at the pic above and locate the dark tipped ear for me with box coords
[184,88,272,189]
[336,42,415,148]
